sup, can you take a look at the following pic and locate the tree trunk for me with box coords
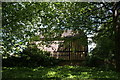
[113,2,120,72]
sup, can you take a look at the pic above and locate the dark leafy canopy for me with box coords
[2,2,39,55]
[1,2,116,56]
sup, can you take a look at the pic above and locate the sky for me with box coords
[87,34,96,52]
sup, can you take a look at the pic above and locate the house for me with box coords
[34,30,88,60]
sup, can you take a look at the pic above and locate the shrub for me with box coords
[3,44,60,67]
[85,55,104,67]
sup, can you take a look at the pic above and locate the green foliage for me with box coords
[2,2,95,55]
[2,66,120,79]
[85,55,104,67]
[2,2,114,55]
[93,37,115,59]
[85,17,115,68]
[86,36,115,69]
[22,43,50,57]
[2,44,60,67]
[2,2,36,55]
[2,2,119,71]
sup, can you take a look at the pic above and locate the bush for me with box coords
[85,55,104,67]
[3,44,61,67]
[85,55,116,70]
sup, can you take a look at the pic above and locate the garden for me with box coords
[1,2,120,80]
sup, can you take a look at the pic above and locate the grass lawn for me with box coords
[2,65,120,80]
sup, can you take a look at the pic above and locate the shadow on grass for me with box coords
[2,66,120,80]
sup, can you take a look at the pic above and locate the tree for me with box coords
[2,2,91,56]
[2,2,120,71]
[113,2,120,72]
[2,2,42,56]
